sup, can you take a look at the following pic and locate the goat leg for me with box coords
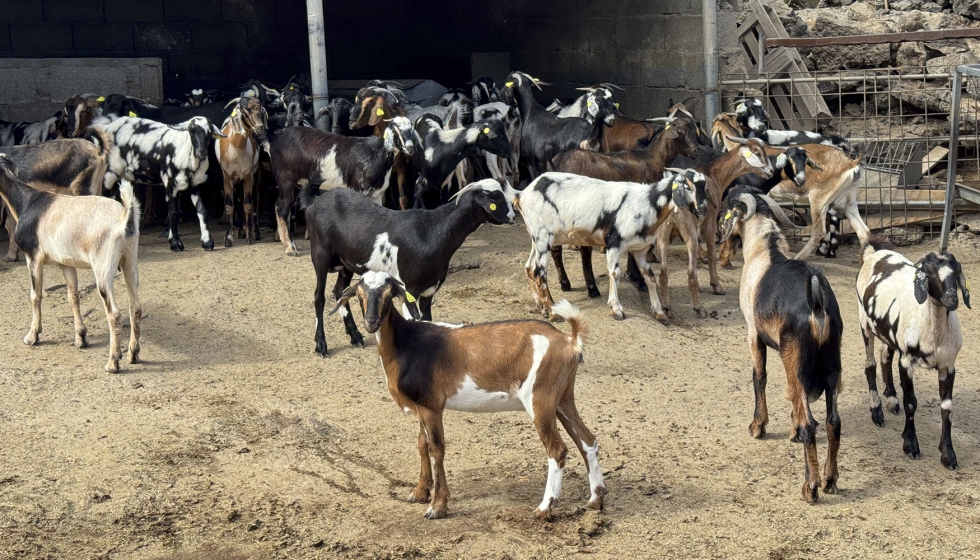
[938,366,957,470]
[223,175,236,248]
[409,421,433,503]
[165,191,184,252]
[861,326,885,427]
[550,246,572,292]
[3,204,19,261]
[189,192,214,251]
[822,383,841,493]
[579,247,601,299]
[748,335,768,438]
[23,255,44,346]
[898,356,921,460]
[62,266,88,348]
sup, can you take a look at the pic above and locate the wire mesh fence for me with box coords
[720,64,980,244]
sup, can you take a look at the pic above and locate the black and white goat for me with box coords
[100,94,162,121]
[856,239,970,469]
[500,72,616,179]
[553,85,619,123]
[730,99,851,153]
[515,170,707,322]
[269,116,418,256]
[472,102,521,187]
[300,179,515,356]
[0,115,62,147]
[329,271,604,520]
[411,117,512,207]
[470,77,500,105]
[718,185,843,503]
[0,155,142,374]
[103,115,227,252]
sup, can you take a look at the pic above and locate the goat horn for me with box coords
[738,193,757,221]
[575,87,596,92]
[664,167,687,175]
[600,82,624,90]
[646,117,676,122]
[224,98,241,109]
[726,134,750,145]
[758,194,802,228]
[448,180,487,205]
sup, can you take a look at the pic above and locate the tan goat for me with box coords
[216,97,270,247]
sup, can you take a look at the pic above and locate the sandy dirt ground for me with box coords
[1,218,979,560]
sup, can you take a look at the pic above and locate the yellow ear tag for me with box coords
[97,96,105,102]
[742,149,752,160]
[615,102,620,109]
[231,109,238,117]
[483,127,490,134]
[128,111,137,117]
[504,81,514,87]
[664,124,671,130]
[672,181,679,190]
[725,211,732,220]
[587,101,593,107]
[383,129,390,139]
[405,291,416,303]
[737,103,745,111]
[489,203,497,211]
[376,107,384,117]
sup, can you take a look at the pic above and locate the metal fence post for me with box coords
[941,66,963,252]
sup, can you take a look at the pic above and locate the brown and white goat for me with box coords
[216,97,271,247]
[719,185,843,503]
[653,136,773,315]
[349,87,413,209]
[331,271,605,520]
[1,128,116,261]
[0,154,141,373]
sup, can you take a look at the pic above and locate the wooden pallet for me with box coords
[734,0,832,130]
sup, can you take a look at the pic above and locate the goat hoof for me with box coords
[789,431,801,444]
[423,506,447,520]
[350,335,364,348]
[749,422,766,439]
[534,501,555,521]
[941,449,958,470]
[105,360,120,374]
[315,342,329,358]
[3,254,18,262]
[653,312,669,326]
[822,478,838,494]
[610,310,625,321]
[886,397,900,415]
[904,439,921,460]
[693,306,707,319]
[586,285,601,299]
[408,488,430,504]
[801,483,819,504]
[202,240,215,251]
[128,350,139,364]
[75,331,88,348]
[169,239,184,252]
[721,262,735,270]
[23,332,39,346]
[712,285,725,295]
[224,238,233,248]
[559,280,571,292]
[586,486,607,511]
[870,406,885,427]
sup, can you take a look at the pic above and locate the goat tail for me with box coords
[83,126,114,158]
[551,299,587,355]
[807,274,831,346]
[118,179,141,238]
[296,179,317,211]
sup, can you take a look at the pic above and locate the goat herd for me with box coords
[0,70,972,523]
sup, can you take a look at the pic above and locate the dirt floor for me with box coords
[1,218,979,560]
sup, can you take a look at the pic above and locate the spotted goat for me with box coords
[719,185,843,503]
[329,271,605,520]
[102,115,227,252]
[856,237,970,469]
[299,179,515,356]
[515,169,707,322]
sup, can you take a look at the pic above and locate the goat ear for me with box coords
[806,157,823,171]
[329,284,360,315]
[775,153,788,169]
[913,267,929,305]
[368,99,385,126]
[210,124,227,139]
[957,269,971,309]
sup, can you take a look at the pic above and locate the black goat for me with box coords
[411,117,512,207]
[270,116,419,256]
[500,71,615,179]
[298,179,516,357]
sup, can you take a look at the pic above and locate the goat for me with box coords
[723,103,851,153]
[470,77,500,105]
[719,185,843,503]
[0,155,142,374]
[1,128,117,261]
[60,94,108,139]
[103,115,227,252]
[100,94,161,121]
[472,102,521,187]
[330,271,604,520]
[653,136,773,314]
[516,170,707,322]
[270,116,418,256]
[185,88,213,107]
[300,179,515,355]
[348,86,415,208]
[0,115,62,147]
[599,110,659,152]
[216,97,271,247]
[856,238,970,469]
[500,72,615,179]
[550,116,702,300]
[411,117,512,207]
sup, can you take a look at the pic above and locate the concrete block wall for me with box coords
[0,0,715,121]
